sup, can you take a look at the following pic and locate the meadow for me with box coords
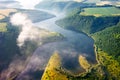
[80,7,120,17]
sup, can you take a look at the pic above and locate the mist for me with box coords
[15,0,43,9]
[10,13,41,47]
[8,4,96,79]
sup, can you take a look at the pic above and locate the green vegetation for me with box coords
[56,14,120,33]
[68,18,120,80]
[0,9,65,80]
[42,52,68,80]
[0,23,7,32]
[92,22,120,60]
[0,9,17,16]
[78,55,91,72]
[0,22,20,72]
[0,6,120,80]
[43,48,120,80]
[80,7,120,17]
[49,22,120,80]
[68,49,120,80]
[97,50,120,79]
[51,6,120,80]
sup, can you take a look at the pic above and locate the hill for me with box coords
[0,9,64,80]
[35,1,95,12]
[92,22,120,60]
[42,52,68,80]
[56,13,120,33]
[42,6,120,80]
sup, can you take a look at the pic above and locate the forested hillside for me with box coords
[0,9,64,80]
[56,14,120,34]
[92,22,120,61]
[45,6,120,80]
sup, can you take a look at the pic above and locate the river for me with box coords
[17,10,96,79]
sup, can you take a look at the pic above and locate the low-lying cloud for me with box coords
[10,13,40,47]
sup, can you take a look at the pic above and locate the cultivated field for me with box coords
[80,7,120,17]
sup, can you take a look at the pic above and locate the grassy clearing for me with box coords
[0,23,7,32]
[80,7,120,17]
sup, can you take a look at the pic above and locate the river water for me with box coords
[17,10,97,79]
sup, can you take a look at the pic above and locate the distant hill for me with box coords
[19,9,55,23]
[35,1,95,12]
[0,1,21,8]
[0,9,64,80]
[43,5,120,80]
[56,12,120,33]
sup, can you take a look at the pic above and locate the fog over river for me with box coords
[17,9,96,79]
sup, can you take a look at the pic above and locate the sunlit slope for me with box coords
[69,49,120,80]
[56,19,120,80]
[97,49,120,79]
[79,55,91,72]
[41,52,68,80]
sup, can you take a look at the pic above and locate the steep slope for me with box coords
[56,13,120,34]
[92,22,120,61]
[41,52,68,80]
[41,6,120,80]
[56,7,120,34]
[0,9,64,80]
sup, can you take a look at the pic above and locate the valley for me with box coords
[0,0,120,80]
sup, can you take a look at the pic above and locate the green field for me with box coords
[0,23,7,32]
[80,7,120,17]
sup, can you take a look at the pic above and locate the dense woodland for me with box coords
[56,14,120,34]
[0,4,120,79]
[0,9,64,80]
[54,7,120,80]
[92,22,120,61]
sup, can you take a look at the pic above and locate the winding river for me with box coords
[17,10,97,79]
